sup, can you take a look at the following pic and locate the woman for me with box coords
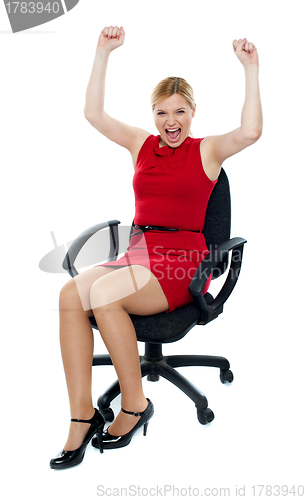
[50,26,262,469]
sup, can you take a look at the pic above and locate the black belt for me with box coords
[132,223,201,234]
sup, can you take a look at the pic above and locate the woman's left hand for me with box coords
[233,38,258,67]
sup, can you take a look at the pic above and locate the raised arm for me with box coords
[84,26,150,160]
[201,38,263,181]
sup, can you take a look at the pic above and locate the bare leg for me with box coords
[59,266,119,451]
[58,264,169,449]
[90,265,169,436]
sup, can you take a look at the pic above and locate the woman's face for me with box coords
[153,93,196,148]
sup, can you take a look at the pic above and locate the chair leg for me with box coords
[97,380,120,410]
[93,351,229,424]
[155,360,209,411]
[165,354,230,371]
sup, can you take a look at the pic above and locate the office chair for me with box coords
[63,168,246,425]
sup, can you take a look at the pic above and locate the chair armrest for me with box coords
[62,220,121,278]
[189,237,247,319]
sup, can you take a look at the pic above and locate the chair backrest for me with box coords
[203,167,231,278]
[129,167,231,280]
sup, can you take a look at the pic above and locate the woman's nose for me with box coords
[166,119,177,126]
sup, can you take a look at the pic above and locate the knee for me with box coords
[59,278,81,311]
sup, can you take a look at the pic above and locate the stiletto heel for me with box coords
[91,398,154,450]
[96,428,104,453]
[50,408,105,470]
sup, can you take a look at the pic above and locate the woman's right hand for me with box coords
[97,26,125,53]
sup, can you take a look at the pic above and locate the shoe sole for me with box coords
[50,455,84,470]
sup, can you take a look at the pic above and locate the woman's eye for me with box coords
[157,111,184,115]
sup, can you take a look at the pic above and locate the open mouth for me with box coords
[166,128,181,142]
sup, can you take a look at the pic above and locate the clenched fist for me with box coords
[233,38,258,67]
[97,26,125,53]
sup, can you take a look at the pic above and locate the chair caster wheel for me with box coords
[197,408,214,425]
[100,407,115,422]
[147,373,159,381]
[220,369,234,384]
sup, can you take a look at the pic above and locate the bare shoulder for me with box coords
[200,136,222,182]
[130,128,152,170]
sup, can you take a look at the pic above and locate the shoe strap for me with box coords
[71,417,93,423]
[121,407,146,417]
[121,407,143,417]
[121,402,148,417]
[71,410,96,423]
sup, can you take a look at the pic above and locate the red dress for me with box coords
[95,134,218,313]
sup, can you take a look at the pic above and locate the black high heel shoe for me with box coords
[50,408,105,470]
[91,398,154,450]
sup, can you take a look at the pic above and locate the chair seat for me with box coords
[89,293,214,344]
[130,302,202,343]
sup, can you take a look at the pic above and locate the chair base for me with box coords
[93,343,233,425]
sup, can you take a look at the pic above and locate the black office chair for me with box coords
[63,168,246,425]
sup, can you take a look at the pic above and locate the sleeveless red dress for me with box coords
[95,134,218,313]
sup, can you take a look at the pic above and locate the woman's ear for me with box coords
[192,103,196,118]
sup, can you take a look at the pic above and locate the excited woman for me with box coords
[50,26,262,469]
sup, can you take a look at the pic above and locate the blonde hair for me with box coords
[151,77,196,138]
[151,76,195,110]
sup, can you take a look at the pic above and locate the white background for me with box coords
[1,0,305,498]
